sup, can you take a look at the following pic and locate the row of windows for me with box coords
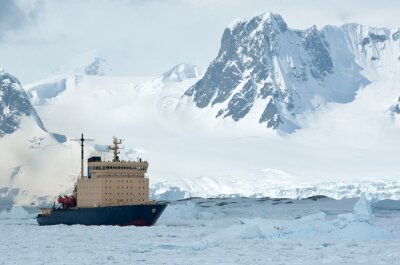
[105,199,146,202]
[104,186,145,189]
[105,179,145,183]
[79,186,146,191]
[89,166,146,170]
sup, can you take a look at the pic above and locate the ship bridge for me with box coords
[87,157,149,179]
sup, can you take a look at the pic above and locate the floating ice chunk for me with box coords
[332,222,392,240]
[353,194,373,223]
[297,211,326,222]
[237,225,264,239]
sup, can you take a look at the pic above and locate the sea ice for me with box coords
[353,193,373,223]
[0,197,398,264]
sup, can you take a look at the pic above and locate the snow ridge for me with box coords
[161,63,201,83]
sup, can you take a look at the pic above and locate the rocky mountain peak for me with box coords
[184,12,373,132]
[84,57,106,76]
[228,11,287,34]
[0,72,45,136]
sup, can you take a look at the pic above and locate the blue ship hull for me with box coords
[36,204,167,226]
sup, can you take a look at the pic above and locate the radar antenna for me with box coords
[71,133,94,178]
[107,137,123,162]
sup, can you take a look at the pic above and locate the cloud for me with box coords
[0,0,43,39]
[1,0,400,83]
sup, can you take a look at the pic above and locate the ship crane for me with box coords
[71,133,94,178]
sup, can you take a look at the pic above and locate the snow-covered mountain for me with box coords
[0,71,45,136]
[53,51,108,76]
[3,12,400,205]
[184,12,400,132]
[0,71,81,205]
[16,63,400,204]
[161,64,202,83]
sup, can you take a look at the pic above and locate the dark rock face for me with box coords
[0,72,45,136]
[184,12,370,132]
[259,98,281,129]
[303,27,333,80]
[389,97,400,115]
[392,31,400,41]
[84,57,106,75]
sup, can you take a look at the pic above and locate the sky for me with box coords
[1,0,400,84]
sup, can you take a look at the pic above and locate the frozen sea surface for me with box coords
[1,197,400,265]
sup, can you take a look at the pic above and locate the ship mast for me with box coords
[107,137,122,162]
[71,133,94,178]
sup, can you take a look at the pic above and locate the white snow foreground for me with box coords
[168,196,391,251]
[0,197,398,264]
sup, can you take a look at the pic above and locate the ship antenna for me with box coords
[71,133,94,178]
[107,137,123,162]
